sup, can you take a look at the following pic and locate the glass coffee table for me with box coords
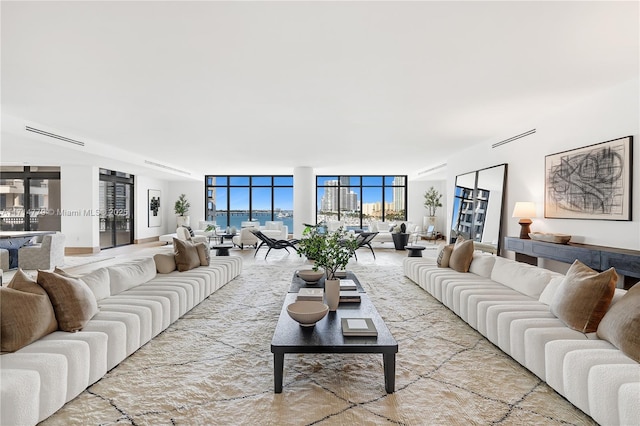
[271,272,398,393]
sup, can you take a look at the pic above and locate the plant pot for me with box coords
[325,279,340,311]
[391,233,410,250]
[176,215,190,227]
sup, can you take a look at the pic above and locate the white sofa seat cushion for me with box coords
[209,257,242,280]
[442,278,500,309]
[509,317,565,366]
[477,301,546,336]
[0,369,40,426]
[486,304,551,345]
[18,339,90,402]
[82,319,127,370]
[1,352,68,422]
[545,339,615,395]
[496,311,556,353]
[463,291,533,328]
[403,257,436,283]
[563,348,637,416]
[124,288,180,324]
[588,363,640,426]
[619,382,640,426]
[98,302,154,346]
[41,331,108,385]
[524,327,588,380]
[91,311,141,357]
[144,278,195,313]
[113,293,171,333]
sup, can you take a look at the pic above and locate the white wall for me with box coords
[445,77,640,256]
[134,176,170,240]
[167,181,205,231]
[407,179,447,234]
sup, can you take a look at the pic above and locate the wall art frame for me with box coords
[148,189,162,227]
[545,135,633,221]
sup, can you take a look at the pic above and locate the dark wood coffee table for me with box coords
[289,270,365,293]
[271,284,398,394]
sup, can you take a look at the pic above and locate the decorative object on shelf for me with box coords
[297,269,324,284]
[174,194,190,227]
[148,189,161,227]
[512,201,536,239]
[528,232,572,244]
[423,186,443,231]
[545,136,633,221]
[286,301,329,327]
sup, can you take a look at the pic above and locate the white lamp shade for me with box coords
[512,202,536,218]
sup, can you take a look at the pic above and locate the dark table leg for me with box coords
[383,353,396,393]
[274,353,284,393]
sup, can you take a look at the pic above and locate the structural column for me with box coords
[293,166,314,238]
[61,165,100,254]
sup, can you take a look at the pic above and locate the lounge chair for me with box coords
[351,231,378,260]
[250,229,299,259]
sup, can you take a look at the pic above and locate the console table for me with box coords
[504,236,640,289]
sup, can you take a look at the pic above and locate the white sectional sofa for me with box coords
[369,221,420,244]
[403,252,639,426]
[0,254,242,426]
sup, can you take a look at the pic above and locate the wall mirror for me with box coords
[450,163,508,253]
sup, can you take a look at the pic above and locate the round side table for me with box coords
[405,245,426,257]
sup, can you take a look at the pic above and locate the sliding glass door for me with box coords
[99,170,134,249]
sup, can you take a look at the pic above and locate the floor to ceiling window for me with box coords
[99,169,134,249]
[316,175,407,228]
[205,176,293,229]
[0,166,61,231]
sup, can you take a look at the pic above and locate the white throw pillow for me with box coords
[107,257,157,295]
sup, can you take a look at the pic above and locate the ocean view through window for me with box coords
[205,175,293,231]
[316,175,407,228]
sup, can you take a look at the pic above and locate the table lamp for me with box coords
[512,202,536,239]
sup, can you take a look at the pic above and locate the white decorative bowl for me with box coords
[286,301,329,327]
[297,269,324,284]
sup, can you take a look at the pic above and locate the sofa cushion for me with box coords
[550,260,617,333]
[437,244,454,268]
[1,270,58,352]
[36,270,99,332]
[195,242,210,266]
[107,257,157,295]
[538,275,564,305]
[449,239,474,273]
[154,253,177,274]
[596,283,640,362]
[173,238,201,272]
[468,252,496,278]
[491,257,555,298]
[55,267,111,301]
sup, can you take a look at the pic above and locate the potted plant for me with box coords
[423,186,443,230]
[174,194,191,227]
[298,225,358,311]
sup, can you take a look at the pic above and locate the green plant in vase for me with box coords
[313,226,358,280]
[297,223,326,266]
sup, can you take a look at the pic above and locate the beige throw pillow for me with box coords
[54,267,111,301]
[550,260,617,333]
[437,244,454,268]
[597,283,640,362]
[1,270,58,352]
[449,238,474,273]
[195,242,210,266]
[154,253,177,274]
[37,270,99,332]
[173,238,201,272]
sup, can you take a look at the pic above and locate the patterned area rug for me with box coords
[41,248,595,425]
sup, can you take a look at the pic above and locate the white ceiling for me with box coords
[1,1,638,181]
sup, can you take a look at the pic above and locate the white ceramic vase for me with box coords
[325,279,340,311]
[176,215,190,227]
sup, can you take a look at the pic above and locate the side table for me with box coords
[211,243,233,256]
[405,245,426,257]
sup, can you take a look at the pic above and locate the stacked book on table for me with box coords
[339,279,360,303]
[341,318,378,336]
[296,288,323,302]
